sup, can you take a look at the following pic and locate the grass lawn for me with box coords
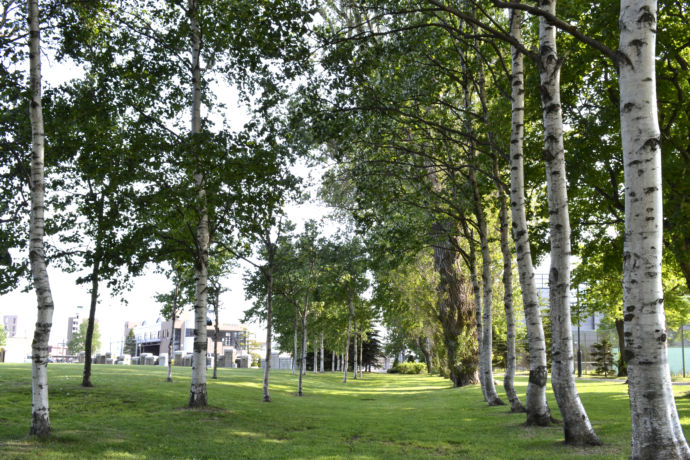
[1,365,690,459]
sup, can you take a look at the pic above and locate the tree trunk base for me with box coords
[564,426,602,447]
[167,378,173,383]
[81,380,93,388]
[30,412,51,438]
[263,395,271,403]
[632,442,690,460]
[525,412,558,427]
[487,396,506,406]
[188,384,207,408]
[450,366,479,387]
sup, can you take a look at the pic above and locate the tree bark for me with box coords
[344,289,353,383]
[293,305,298,375]
[187,0,208,409]
[167,304,176,383]
[469,155,504,407]
[212,306,219,380]
[469,14,507,407]
[320,331,325,373]
[507,6,553,427]
[82,250,100,388]
[313,333,318,374]
[263,236,275,402]
[302,316,307,376]
[298,312,306,395]
[28,0,53,437]
[537,0,599,445]
[358,332,363,378]
[353,324,358,380]
[619,2,690,457]
[493,158,525,413]
[432,221,479,387]
[614,318,627,377]
[464,221,487,399]
[331,350,335,372]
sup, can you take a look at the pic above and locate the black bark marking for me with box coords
[624,313,635,321]
[629,39,646,55]
[641,137,660,151]
[624,349,635,361]
[546,103,560,114]
[637,7,656,26]
[550,267,559,282]
[529,366,548,387]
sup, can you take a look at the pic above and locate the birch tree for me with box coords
[27,0,54,437]
[619,1,690,457]
[534,0,600,444]
[506,2,553,428]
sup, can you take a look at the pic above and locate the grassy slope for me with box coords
[0,365,689,459]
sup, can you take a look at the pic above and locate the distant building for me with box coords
[534,273,604,348]
[125,312,247,357]
[67,308,83,342]
[0,315,31,363]
[3,315,17,338]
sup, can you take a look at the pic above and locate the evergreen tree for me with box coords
[123,329,136,356]
[591,339,615,377]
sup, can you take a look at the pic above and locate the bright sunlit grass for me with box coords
[1,364,689,459]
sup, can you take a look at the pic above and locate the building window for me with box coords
[185,328,195,337]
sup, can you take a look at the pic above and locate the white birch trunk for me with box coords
[471,20,504,407]
[293,306,298,375]
[619,2,690,457]
[466,228,487,400]
[298,313,306,395]
[469,160,504,407]
[187,0,208,408]
[320,331,325,373]
[313,333,317,374]
[460,60,487,399]
[28,0,53,437]
[358,334,363,378]
[344,290,353,382]
[508,6,553,427]
[301,315,308,376]
[263,238,275,402]
[493,158,525,413]
[537,0,599,444]
[331,349,335,372]
[353,324,358,380]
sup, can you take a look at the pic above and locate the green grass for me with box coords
[1,365,689,459]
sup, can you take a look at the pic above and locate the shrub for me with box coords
[393,362,426,374]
